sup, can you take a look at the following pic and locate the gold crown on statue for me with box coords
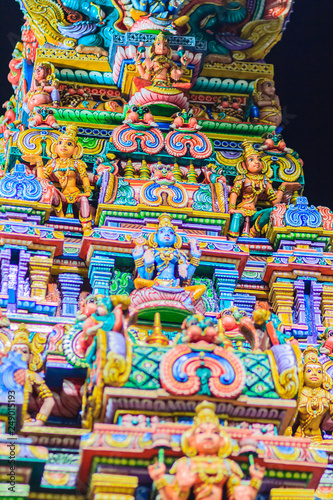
[58,124,79,144]
[149,213,181,249]
[181,401,233,458]
[303,345,320,365]
[155,31,169,44]
[158,213,174,229]
[193,401,220,429]
[36,62,57,83]
[253,77,274,93]
[151,32,172,58]
[36,61,55,73]
[241,140,261,160]
[303,345,333,391]
[11,324,31,348]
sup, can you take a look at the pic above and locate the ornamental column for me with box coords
[268,281,294,326]
[88,473,138,500]
[0,248,11,295]
[213,268,239,310]
[293,280,306,325]
[88,251,115,296]
[308,280,323,343]
[321,284,333,327]
[58,273,84,317]
[17,250,30,297]
[29,255,53,301]
[269,488,314,500]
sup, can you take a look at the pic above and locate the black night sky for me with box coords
[0,0,332,208]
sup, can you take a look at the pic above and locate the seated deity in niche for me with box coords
[132,214,206,304]
[129,32,190,112]
[228,140,300,239]
[24,125,93,234]
[23,62,60,129]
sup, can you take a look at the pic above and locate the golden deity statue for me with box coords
[26,125,92,234]
[287,346,333,443]
[148,401,265,500]
[10,325,55,426]
[228,140,300,239]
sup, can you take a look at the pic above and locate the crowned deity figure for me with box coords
[132,214,206,303]
[228,140,300,239]
[9,325,55,426]
[23,62,60,129]
[26,125,92,234]
[148,401,265,500]
[287,346,333,443]
[129,32,190,111]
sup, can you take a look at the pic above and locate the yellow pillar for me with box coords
[29,256,53,301]
[269,489,315,500]
[321,285,333,327]
[268,281,294,325]
[89,474,138,500]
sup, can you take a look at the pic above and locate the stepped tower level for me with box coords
[0,1,331,499]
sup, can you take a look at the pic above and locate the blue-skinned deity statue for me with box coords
[132,214,206,302]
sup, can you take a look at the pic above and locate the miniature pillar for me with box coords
[17,250,30,297]
[213,268,239,310]
[308,280,323,343]
[187,164,197,183]
[146,312,169,346]
[293,279,306,324]
[269,489,314,500]
[89,473,138,500]
[0,248,11,295]
[321,284,333,327]
[268,281,294,325]
[7,264,18,313]
[139,159,150,180]
[124,159,135,178]
[88,251,115,296]
[173,162,182,182]
[233,293,256,315]
[29,255,53,301]
[58,273,84,317]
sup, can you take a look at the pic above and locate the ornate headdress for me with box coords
[242,140,262,161]
[303,345,319,365]
[253,78,274,97]
[158,213,173,228]
[58,124,79,144]
[11,324,44,372]
[155,32,168,43]
[35,61,58,86]
[148,213,182,249]
[11,324,31,349]
[303,345,332,391]
[150,31,172,58]
[193,401,220,427]
[237,140,268,175]
[52,125,83,159]
[181,401,233,458]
